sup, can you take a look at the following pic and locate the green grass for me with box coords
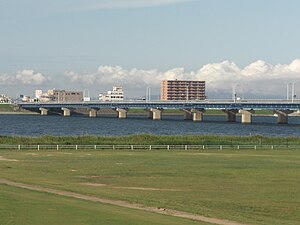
[0,149,299,225]
[128,108,182,114]
[0,185,204,225]
[128,108,273,115]
[254,110,273,115]
[0,103,14,112]
[0,134,300,145]
[128,109,274,115]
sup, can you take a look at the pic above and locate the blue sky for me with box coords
[0,0,300,98]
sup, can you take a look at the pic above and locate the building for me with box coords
[161,80,206,101]
[35,90,43,99]
[38,93,53,102]
[99,86,124,101]
[0,94,11,103]
[21,95,31,102]
[47,89,83,102]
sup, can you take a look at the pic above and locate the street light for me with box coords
[146,87,151,102]
[286,83,291,100]
[292,81,299,102]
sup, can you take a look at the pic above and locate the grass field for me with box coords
[0,185,206,225]
[0,149,299,225]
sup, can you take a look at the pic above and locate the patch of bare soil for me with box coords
[0,156,19,162]
[0,179,250,225]
[24,153,39,156]
[115,186,182,191]
[77,175,113,179]
[82,182,107,187]
[81,183,182,191]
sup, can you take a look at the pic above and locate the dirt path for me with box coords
[0,156,19,162]
[0,179,250,225]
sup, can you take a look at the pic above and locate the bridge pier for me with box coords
[273,110,293,124]
[89,109,98,118]
[145,109,153,119]
[150,108,163,120]
[239,110,255,124]
[62,108,71,117]
[39,108,48,116]
[191,109,205,122]
[181,109,193,120]
[116,108,128,119]
[222,109,238,122]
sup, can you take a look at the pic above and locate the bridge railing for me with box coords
[0,144,299,151]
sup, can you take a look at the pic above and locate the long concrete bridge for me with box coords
[18,100,300,124]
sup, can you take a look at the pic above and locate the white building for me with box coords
[22,96,31,102]
[35,90,43,99]
[99,86,124,101]
[0,94,11,103]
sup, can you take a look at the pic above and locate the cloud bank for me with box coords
[2,60,300,98]
[65,59,300,97]
[0,74,13,85]
[0,70,50,86]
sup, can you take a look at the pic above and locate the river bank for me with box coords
[1,134,299,145]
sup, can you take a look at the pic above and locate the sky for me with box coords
[0,0,300,99]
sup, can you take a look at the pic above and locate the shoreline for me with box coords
[0,111,39,115]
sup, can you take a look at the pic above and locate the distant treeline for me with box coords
[0,134,299,145]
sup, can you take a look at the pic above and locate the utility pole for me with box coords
[286,82,292,100]
[232,85,236,102]
[146,87,151,101]
[292,81,299,102]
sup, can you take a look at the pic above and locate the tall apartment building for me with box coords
[161,80,206,101]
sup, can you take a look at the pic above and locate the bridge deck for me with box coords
[18,100,300,110]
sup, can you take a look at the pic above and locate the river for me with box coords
[0,114,299,137]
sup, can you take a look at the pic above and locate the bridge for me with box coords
[18,100,300,124]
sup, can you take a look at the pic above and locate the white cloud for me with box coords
[0,74,14,85]
[65,59,300,97]
[16,69,50,85]
[0,70,50,86]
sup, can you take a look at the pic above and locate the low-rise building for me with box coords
[99,86,124,101]
[21,95,31,102]
[47,89,83,102]
[35,90,43,99]
[0,94,11,103]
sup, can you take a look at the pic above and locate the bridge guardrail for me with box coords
[0,144,299,151]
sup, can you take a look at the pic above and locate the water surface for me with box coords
[0,114,299,137]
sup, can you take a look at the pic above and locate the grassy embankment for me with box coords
[0,149,299,225]
[0,103,14,112]
[0,134,299,145]
[0,103,35,114]
[128,108,274,115]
